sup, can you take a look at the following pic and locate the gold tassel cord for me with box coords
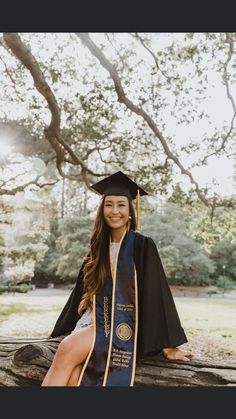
[136,188,141,232]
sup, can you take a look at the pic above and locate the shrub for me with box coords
[0,286,8,295]
[216,276,235,291]
[8,284,30,293]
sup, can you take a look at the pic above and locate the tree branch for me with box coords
[0,176,59,196]
[2,33,104,187]
[201,33,236,164]
[0,169,31,187]
[131,33,177,81]
[82,144,111,160]
[3,33,61,131]
[104,33,126,73]
[76,33,212,207]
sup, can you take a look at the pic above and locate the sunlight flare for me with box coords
[0,133,13,158]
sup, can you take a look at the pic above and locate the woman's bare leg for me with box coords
[41,326,93,386]
[67,364,83,386]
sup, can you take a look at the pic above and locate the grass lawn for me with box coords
[0,293,235,361]
[175,297,236,336]
[174,297,236,361]
[0,293,69,338]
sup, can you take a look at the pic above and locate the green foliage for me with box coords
[141,202,216,286]
[0,275,31,293]
[35,212,92,284]
[141,198,236,286]
[167,184,189,207]
[8,283,30,293]
[0,286,7,295]
[34,217,61,281]
[55,213,92,281]
[185,200,236,252]
[3,244,48,263]
[1,32,236,290]
[216,275,235,291]
[210,239,236,281]
[0,233,4,274]
[0,242,48,288]
[0,198,14,228]
[3,32,234,204]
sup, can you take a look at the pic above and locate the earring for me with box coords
[128,216,132,219]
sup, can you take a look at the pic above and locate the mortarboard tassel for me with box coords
[136,188,141,231]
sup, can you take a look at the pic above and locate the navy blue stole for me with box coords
[78,229,138,386]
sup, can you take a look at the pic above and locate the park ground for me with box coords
[0,286,236,362]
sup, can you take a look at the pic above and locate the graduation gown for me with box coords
[50,232,187,357]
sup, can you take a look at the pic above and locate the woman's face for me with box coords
[103,195,130,231]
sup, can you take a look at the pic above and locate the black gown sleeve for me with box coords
[134,234,188,357]
[50,263,85,338]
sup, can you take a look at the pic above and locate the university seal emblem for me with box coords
[116,323,132,341]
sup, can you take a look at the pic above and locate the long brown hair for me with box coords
[78,195,136,315]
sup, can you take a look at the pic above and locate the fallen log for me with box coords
[0,336,236,387]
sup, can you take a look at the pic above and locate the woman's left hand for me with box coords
[162,347,192,362]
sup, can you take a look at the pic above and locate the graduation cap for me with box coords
[91,171,148,231]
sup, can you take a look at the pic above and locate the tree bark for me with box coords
[0,337,235,387]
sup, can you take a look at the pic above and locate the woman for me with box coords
[42,171,192,387]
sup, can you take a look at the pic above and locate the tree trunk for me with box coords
[0,337,236,387]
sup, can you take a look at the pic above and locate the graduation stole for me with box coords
[78,229,138,386]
